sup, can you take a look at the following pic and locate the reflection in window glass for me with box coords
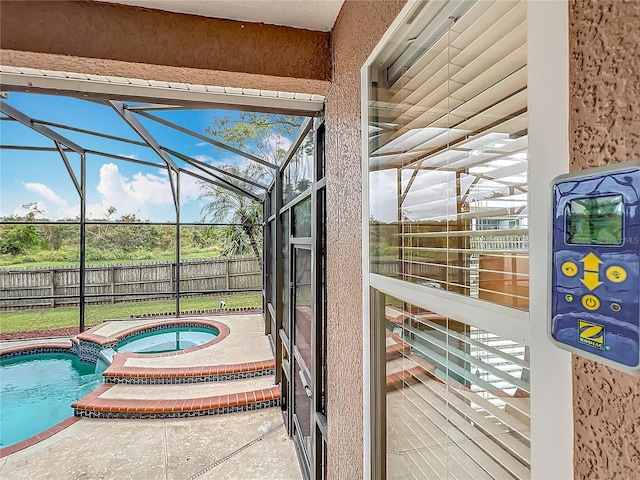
[368,0,529,310]
[293,198,312,238]
[294,248,312,370]
[283,130,314,205]
[282,212,290,337]
[381,294,531,479]
[294,358,313,463]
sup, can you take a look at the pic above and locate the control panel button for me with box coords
[611,303,621,312]
[565,294,574,302]
[605,265,627,283]
[561,261,579,277]
[582,294,600,311]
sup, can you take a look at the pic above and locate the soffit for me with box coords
[0,65,325,115]
[96,0,345,32]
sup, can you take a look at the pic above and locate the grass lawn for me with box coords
[0,292,263,333]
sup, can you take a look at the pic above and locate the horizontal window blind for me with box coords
[385,302,530,479]
[369,0,529,311]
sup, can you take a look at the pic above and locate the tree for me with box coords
[199,112,305,259]
[0,203,44,255]
[205,112,303,167]
[199,182,262,260]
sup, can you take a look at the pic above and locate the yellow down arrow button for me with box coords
[581,271,603,291]
[581,252,603,272]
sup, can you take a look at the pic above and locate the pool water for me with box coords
[0,354,102,448]
[115,327,218,354]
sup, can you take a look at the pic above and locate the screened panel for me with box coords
[369,0,529,310]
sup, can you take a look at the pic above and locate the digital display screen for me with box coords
[566,195,624,245]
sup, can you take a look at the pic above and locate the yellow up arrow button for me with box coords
[581,271,603,291]
[581,252,603,272]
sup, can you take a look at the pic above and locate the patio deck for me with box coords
[0,314,301,479]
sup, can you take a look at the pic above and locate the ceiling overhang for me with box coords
[95,0,345,32]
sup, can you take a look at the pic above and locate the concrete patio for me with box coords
[0,314,302,479]
[0,408,301,480]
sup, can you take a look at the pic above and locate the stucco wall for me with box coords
[324,1,406,478]
[569,1,640,478]
[0,1,330,82]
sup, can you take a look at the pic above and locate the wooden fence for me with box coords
[0,257,262,310]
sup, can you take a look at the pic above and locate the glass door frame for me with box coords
[264,113,327,480]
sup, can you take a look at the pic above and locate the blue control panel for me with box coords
[550,162,640,374]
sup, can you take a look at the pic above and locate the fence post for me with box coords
[110,266,115,304]
[225,259,230,291]
[50,270,56,307]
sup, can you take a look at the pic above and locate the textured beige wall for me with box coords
[570,1,640,478]
[0,0,330,82]
[0,0,410,476]
[325,1,406,478]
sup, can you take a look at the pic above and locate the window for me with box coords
[369,0,529,310]
[365,1,531,478]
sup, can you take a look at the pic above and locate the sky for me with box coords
[0,92,292,223]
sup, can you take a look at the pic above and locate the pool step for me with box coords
[102,358,276,384]
[72,377,280,419]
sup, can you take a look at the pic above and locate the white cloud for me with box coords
[195,142,207,147]
[24,182,67,206]
[23,183,79,219]
[194,154,215,163]
[87,163,173,219]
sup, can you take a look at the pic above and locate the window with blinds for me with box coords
[369,0,529,310]
[384,295,530,479]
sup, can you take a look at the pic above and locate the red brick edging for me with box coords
[104,358,275,381]
[72,383,281,417]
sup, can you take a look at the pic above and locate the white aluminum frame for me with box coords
[361,0,574,478]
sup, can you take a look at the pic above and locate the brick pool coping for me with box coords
[0,417,80,458]
[72,383,281,419]
[104,357,275,384]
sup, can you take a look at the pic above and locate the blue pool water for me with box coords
[115,327,218,354]
[0,354,102,448]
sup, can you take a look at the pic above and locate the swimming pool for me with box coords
[115,327,218,354]
[0,354,102,448]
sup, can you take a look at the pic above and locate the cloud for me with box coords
[87,163,174,219]
[24,183,67,206]
[194,154,215,163]
[23,183,79,219]
[195,142,207,147]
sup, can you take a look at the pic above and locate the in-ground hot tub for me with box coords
[95,326,219,373]
[116,327,218,354]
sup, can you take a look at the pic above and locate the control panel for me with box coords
[550,161,640,375]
